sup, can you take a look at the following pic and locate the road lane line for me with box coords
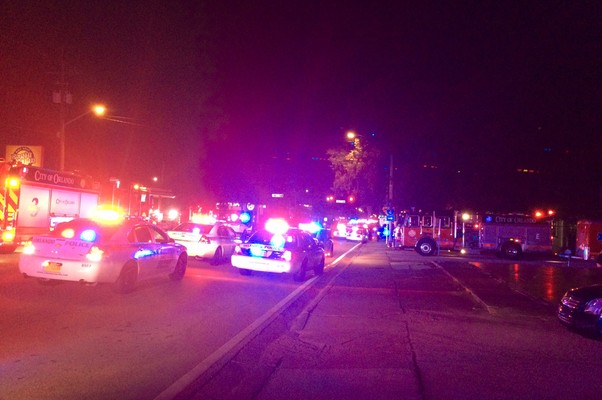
[430,260,497,315]
[154,243,361,400]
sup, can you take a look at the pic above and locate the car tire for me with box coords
[416,238,437,256]
[113,262,138,294]
[314,256,325,275]
[211,247,223,266]
[169,254,187,281]
[238,268,252,276]
[293,260,307,281]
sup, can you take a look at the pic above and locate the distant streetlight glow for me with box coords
[60,103,106,171]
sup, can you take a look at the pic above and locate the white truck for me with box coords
[1,163,100,252]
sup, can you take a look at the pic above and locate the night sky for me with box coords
[1,1,601,217]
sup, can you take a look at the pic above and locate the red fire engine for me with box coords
[395,210,553,259]
[0,163,100,252]
[395,210,463,256]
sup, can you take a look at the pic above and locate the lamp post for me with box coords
[59,104,106,171]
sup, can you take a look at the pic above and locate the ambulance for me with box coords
[1,163,100,252]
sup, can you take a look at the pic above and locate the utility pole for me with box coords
[388,154,393,205]
[52,50,72,171]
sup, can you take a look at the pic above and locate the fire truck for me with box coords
[395,210,463,256]
[395,210,553,259]
[0,163,100,252]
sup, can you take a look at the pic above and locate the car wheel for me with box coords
[211,247,223,265]
[500,242,521,259]
[314,256,325,275]
[169,254,187,281]
[293,260,307,282]
[239,268,252,276]
[416,238,437,256]
[113,262,138,294]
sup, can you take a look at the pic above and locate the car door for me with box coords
[299,232,321,268]
[149,225,179,272]
[217,225,237,257]
[128,225,162,280]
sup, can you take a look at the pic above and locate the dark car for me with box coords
[315,228,334,257]
[558,284,602,335]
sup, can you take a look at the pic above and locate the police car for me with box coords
[167,220,238,265]
[231,219,325,281]
[19,216,187,293]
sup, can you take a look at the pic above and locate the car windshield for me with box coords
[247,229,297,250]
[49,219,122,242]
[173,223,213,234]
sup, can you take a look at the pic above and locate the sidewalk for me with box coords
[202,242,423,400]
[187,242,602,400]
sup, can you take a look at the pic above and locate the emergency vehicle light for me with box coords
[299,222,321,234]
[61,229,75,239]
[6,177,19,188]
[1,229,15,242]
[80,229,97,242]
[265,218,289,235]
[240,211,252,225]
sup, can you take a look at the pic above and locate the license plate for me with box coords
[44,261,62,273]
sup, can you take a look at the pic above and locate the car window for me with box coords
[298,232,314,248]
[51,218,121,242]
[129,226,152,243]
[248,230,297,250]
[217,226,230,238]
[175,223,212,234]
[149,226,169,242]
[226,226,237,239]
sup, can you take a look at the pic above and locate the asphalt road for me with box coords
[0,242,354,400]
[1,242,601,400]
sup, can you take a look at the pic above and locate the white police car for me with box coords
[19,217,187,293]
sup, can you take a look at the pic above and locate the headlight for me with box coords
[584,298,602,315]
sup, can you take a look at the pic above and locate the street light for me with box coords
[59,104,106,171]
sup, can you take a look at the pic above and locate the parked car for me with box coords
[167,221,238,264]
[346,226,368,243]
[558,284,602,336]
[315,228,334,257]
[19,217,187,293]
[231,226,325,281]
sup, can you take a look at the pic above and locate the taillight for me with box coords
[199,236,210,244]
[86,246,104,262]
[283,250,292,262]
[234,245,242,254]
[22,241,35,255]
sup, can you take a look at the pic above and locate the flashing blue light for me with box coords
[134,249,155,259]
[240,211,252,224]
[485,215,493,223]
[250,245,265,257]
[79,229,97,242]
[270,234,286,249]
